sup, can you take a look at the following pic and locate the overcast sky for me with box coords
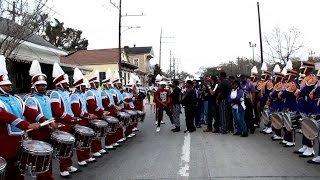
[49,0,320,76]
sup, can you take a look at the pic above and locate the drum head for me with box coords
[118,112,130,118]
[137,110,145,115]
[301,118,320,140]
[125,110,137,115]
[75,125,94,135]
[261,110,270,125]
[22,140,53,155]
[106,117,119,123]
[0,157,6,172]
[51,131,75,143]
[271,113,283,130]
[103,116,114,121]
[91,119,108,127]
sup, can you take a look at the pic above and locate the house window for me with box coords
[134,58,139,67]
[99,72,105,82]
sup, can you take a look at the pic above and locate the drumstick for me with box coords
[25,118,55,133]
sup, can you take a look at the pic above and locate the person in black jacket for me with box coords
[182,80,196,133]
[170,80,182,132]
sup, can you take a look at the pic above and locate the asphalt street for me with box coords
[26,105,320,180]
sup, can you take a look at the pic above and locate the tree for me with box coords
[0,0,50,57]
[43,18,88,51]
[264,26,303,64]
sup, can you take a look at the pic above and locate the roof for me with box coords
[0,17,66,53]
[125,46,153,55]
[61,48,120,65]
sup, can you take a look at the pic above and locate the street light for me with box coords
[121,26,141,33]
[249,41,256,66]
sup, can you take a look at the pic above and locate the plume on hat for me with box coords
[155,74,162,81]
[281,67,287,76]
[29,60,43,77]
[52,63,65,78]
[0,55,8,75]
[261,62,268,71]
[251,66,258,75]
[273,64,281,73]
[286,60,293,70]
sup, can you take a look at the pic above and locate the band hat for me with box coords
[0,55,12,86]
[273,64,281,74]
[89,70,100,83]
[73,68,86,87]
[287,69,297,76]
[261,62,271,75]
[275,72,284,78]
[281,67,287,76]
[112,70,122,83]
[29,60,47,85]
[285,60,293,70]
[52,63,68,85]
[300,61,315,69]
[84,78,90,89]
[250,66,259,77]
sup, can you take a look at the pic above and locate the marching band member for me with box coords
[123,78,136,138]
[307,69,320,164]
[270,64,284,141]
[25,60,57,180]
[250,66,261,128]
[50,63,80,178]
[279,61,298,147]
[0,55,42,180]
[71,68,98,167]
[101,69,121,149]
[86,71,109,157]
[259,62,273,134]
[294,61,317,157]
[132,75,145,131]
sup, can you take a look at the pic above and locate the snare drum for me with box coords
[104,116,119,134]
[271,113,283,130]
[117,112,130,126]
[18,140,53,176]
[136,110,146,122]
[90,119,108,139]
[0,157,6,180]
[261,109,271,125]
[125,110,138,124]
[51,131,75,159]
[301,117,320,140]
[74,125,95,149]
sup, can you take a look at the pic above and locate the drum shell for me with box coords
[271,113,283,130]
[261,110,271,125]
[51,131,75,159]
[125,110,138,124]
[90,120,108,139]
[117,112,130,127]
[74,125,94,149]
[0,157,6,180]
[105,117,119,134]
[18,140,53,175]
[301,117,320,140]
[136,111,145,121]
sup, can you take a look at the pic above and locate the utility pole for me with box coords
[172,57,176,79]
[110,0,144,79]
[249,41,256,66]
[257,2,264,65]
[158,27,174,69]
[8,1,20,22]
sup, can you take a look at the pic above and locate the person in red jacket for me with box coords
[50,63,80,178]
[86,72,110,157]
[71,68,98,167]
[0,55,42,180]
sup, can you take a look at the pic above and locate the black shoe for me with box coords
[189,129,196,133]
[233,131,242,135]
[279,141,286,145]
[307,160,320,164]
[293,150,303,154]
[284,144,295,147]
[241,132,248,137]
[172,127,180,132]
[299,154,315,158]
[184,130,189,133]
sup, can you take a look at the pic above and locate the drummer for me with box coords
[101,69,122,149]
[133,75,145,130]
[25,60,58,180]
[269,65,285,141]
[259,62,273,134]
[50,63,80,178]
[123,79,136,138]
[250,66,261,128]
[0,55,42,180]
[279,61,298,147]
[307,69,320,164]
[71,68,98,167]
[86,71,110,157]
[294,61,317,157]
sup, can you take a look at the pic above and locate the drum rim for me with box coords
[261,110,270,124]
[271,113,283,129]
[0,157,6,171]
[90,119,108,127]
[22,140,53,155]
[51,131,76,142]
[283,113,293,130]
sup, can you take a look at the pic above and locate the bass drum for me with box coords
[0,157,6,180]
[271,113,283,130]
[301,117,320,140]
[283,112,293,131]
[261,110,271,125]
